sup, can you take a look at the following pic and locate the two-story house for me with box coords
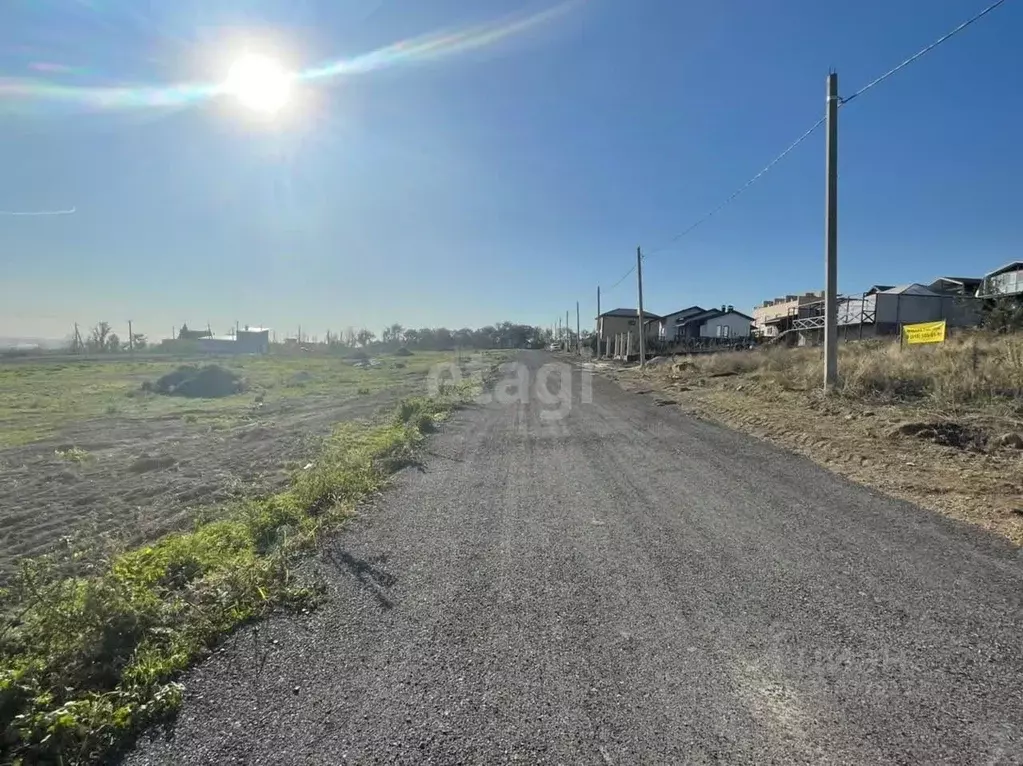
[978,262,1023,299]
[597,308,662,344]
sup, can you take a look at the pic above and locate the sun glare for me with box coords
[224,54,291,113]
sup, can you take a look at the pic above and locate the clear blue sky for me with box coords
[1,0,1021,341]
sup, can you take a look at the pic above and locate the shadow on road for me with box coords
[325,548,397,610]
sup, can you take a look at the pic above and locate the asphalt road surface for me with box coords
[129,351,1023,765]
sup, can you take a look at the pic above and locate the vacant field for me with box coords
[0,354,503,764]
[0,351,468,574]
[611,333,1023,544]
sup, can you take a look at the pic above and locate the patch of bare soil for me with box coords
[609,364,1023,545]
[0,387,413,578]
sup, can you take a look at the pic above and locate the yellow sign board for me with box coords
[902,320,946,345]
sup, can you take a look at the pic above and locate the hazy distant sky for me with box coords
[2,0,1021,341]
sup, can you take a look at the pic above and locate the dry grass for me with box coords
[615,332,1023,545]
[684,333,1023,408]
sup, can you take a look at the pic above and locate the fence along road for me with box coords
[129,351,1023,764]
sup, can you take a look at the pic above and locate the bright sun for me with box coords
[224,54,292,113]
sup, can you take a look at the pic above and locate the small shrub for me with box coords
[357,386,371,396]
[54,447,91,464]
[394,397,432,425]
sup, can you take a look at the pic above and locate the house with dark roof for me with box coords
[648,306,706,340]
[646,305,754,342]
[668,306,755,341]
[929,276,982,297]
[597,308,662,344]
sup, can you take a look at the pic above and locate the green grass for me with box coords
[0,352,454,448]
[0,372,489,764]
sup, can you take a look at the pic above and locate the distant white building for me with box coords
[193,325,271,355]
[236,327,270,354]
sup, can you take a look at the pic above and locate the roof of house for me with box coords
[877,283,941,297]
[931,276,981,287]
[983,261,1023,278]
[865,284,895,295]
[661,305,706,322]
[680,308,755,325]
[598,308,663,320]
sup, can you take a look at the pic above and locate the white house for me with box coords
[978,261,1023,299]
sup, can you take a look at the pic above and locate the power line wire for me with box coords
[599,115,824,295]
[596,0,1008,301]
[644,116,826,259]
[638,0,1007,261]
[606,263,636,292]
[840,0,1007,106]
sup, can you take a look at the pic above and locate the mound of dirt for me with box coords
[888,420,988,451]
[144,365,245,399]
[394,347,414,357]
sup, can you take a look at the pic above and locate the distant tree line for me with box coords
[67,320,570,355]
[318,322,557,351]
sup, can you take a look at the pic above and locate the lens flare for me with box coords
[302,0,580,80]
[0,0,582,116]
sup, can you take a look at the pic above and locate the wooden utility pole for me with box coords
[565,310,570,351]
[637,246,646,367]
[596,286,601,357]
[128,320,134,355]
[575,301,580,355]
[824,71,839,391]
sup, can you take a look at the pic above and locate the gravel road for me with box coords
[128,351,1023,765]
